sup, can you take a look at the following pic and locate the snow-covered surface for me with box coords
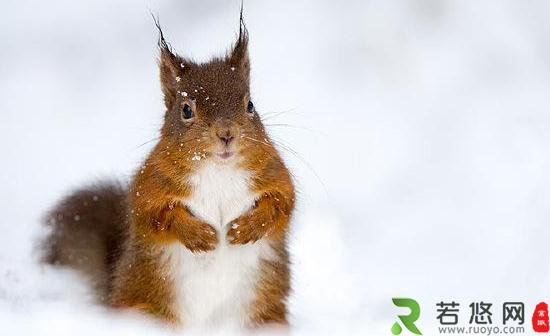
[2,0,550,334]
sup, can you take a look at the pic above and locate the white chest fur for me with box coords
[164,162,271,329]
[185,162,257,229]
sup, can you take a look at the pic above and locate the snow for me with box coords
[2,0,550,335]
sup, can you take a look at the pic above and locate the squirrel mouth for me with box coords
[216,151,234,160]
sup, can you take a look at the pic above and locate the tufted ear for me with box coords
[228,11,250,80]
[154,17,187,109]
[159,47,186,109]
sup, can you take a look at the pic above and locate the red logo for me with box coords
[533,302,550,333]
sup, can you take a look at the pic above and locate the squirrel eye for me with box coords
[181,104,194,120]
[247,100,255,114]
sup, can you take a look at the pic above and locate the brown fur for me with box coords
[42,16,295,329]
[42,182,128,302]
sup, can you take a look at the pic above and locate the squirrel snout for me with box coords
[213,121,239,147]
[217,130,234,146]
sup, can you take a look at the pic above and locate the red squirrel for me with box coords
[42,15,295,329]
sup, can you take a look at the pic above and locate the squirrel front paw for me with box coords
[180,222,218,252]
[227,219,267,245]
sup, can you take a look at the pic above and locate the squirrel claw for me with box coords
[181,223,218,252]
[227,224,260,245]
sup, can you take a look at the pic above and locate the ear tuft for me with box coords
[152,15,185,108]
[229,5,250,78]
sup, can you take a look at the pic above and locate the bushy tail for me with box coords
[41,181,128,302]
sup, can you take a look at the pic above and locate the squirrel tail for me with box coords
[41,181,128,303]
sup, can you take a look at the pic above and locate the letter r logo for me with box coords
[391,298,422,335]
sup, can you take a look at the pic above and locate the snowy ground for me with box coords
[2,0,550,335]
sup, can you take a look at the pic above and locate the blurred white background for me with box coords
[2,0,550,334]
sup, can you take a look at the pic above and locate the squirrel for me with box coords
[41,14,295,330]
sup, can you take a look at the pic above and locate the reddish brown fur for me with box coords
[42,17,295,329]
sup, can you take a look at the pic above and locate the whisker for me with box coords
[243,135,328,196]
[242,135,271,147]
[258,108,297,122]
[264,123,321,135]
[134,136,161,149]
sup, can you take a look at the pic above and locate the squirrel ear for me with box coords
[151,14,185,108]
[159,47,184,106]
[228,11,250,79]
[154,18,185,108]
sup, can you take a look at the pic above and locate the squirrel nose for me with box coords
[217,130,234,146]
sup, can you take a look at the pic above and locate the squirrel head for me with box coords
[155,17,273,166]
